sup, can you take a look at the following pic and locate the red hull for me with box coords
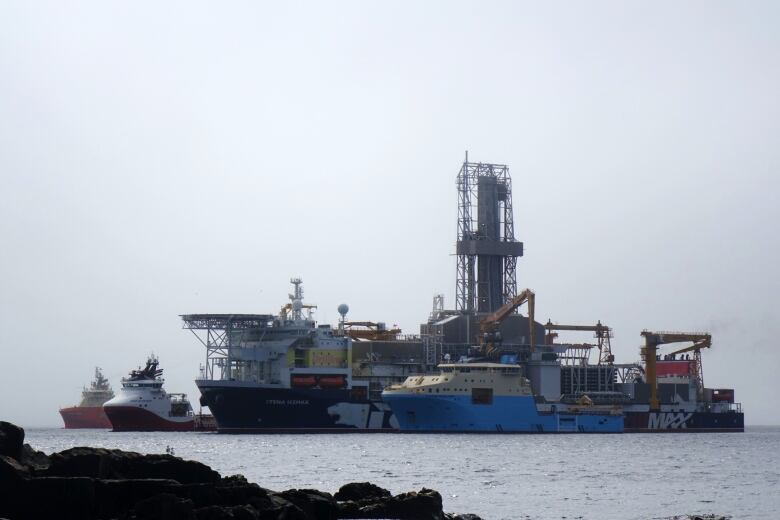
[59,406,112,429]
[104,406,194,432]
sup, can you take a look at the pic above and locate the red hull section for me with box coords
[60,406,112,429]
[104,406,194,432]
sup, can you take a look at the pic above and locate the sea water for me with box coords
[24,427,780,520]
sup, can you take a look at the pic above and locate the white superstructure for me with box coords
[103,355,194,431]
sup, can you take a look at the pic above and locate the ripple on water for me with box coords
[22,428,780,520]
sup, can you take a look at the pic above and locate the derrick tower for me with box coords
[455,153,524,314]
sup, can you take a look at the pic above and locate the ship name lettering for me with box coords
[647,412,693,429]
[266,399,310,405]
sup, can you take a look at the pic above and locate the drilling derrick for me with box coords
[455,153,524,314]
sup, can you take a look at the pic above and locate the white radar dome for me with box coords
[337,303,349,316]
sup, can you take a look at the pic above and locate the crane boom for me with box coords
[479,288,535,355]
[640,330,712,409]
[544,323,608,332]
[668,341,711,356]
[544,320,614,364]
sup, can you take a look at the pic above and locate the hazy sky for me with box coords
[1,1,778,426]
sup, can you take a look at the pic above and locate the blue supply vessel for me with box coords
[382,363,623,433]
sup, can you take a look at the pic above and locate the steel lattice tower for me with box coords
[455,153,523,314]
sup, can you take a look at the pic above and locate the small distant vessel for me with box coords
[59,367,114,429]
[103,356,195,432]
[382,363,623,433]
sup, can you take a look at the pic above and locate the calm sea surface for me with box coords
[24,427,780,520]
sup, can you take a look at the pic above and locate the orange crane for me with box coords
[640,331,712,410]
[543,320,614,365]
[479,289,535,357]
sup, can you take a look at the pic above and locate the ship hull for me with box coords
[104,406,195,432]
[624,410,744,432]
[197,382,397,433]
[196,384,741,434]
[382,393,623,433]
[59,406,112,429]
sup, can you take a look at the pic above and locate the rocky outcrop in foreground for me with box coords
[0,421,480,520]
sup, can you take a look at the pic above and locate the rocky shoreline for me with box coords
[0,421,480,520]
[0,421,732,520]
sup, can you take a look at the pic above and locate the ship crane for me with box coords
[640,330,712,410]
[343,321,402,341]
[279,302,317,321]
[544,320,615,365]
[479,288,535,357]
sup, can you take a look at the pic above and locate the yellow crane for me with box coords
[543,320,614,365]
[342,321,402,341]
[279,302,317,321]
[640,331,711,410]
[479,289,535,357]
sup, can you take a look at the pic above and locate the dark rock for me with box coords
[0,461,23,519]
[0,454,30,481]
[47,447,221,484]
[333,482,391,502]
[16,477,97,520]
[445,514,484,520]
[261,493,308,520]
[388,488,443,520]
[0,421,24,460]
[275,489,337,520]
[337,487,444,520]
[334,500,362,518]
[0,421,474,520]
[112,452,220,484]
[178,481,266,508]
[95,478,182,518]
[222,474,249,485]
[132,492,195,520]
[195,505,260,520]
[176,481,307,520]
[46,447,113,478]
[19,443,51,473]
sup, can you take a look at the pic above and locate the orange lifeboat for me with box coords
[318,375,346,388]
[291,375,317,387]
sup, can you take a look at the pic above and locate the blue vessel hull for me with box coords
[382,393,623,433]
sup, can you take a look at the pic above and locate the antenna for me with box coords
[289,278,304,321]
[337,303,349,334]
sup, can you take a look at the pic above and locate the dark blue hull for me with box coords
[624,411,744,432]
[196,382,396,432]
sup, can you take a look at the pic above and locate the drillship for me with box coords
[103,356,195,431]
[59,367,114,429]
[182,156,743,433]
[382,363,623,433]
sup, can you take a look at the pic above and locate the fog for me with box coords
[1,1,777,426]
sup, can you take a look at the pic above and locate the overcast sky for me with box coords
[1,1,778,426]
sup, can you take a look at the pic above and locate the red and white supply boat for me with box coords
[103,355,195,431]
[59,367,114,428]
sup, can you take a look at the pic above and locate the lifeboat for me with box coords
[291,375,317,387]
[318,375,346,388]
